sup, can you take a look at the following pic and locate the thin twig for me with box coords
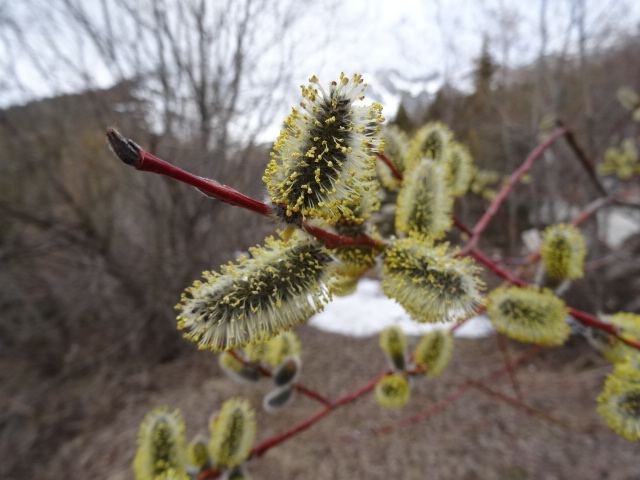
[468,246,640,350]
[373,150,403,180]
[453,217,473,236]
[252,370,391,458]
[370,345,542,437]
[467,380,596,433]
[496,334,523,402]
[558,120,608,197]
[226,350,332,406]
[461,126,567,254]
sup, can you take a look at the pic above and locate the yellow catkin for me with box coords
[443,141,474,197]
[405,121,453,170]
[265,331,303,367]
[176,232,332,352]
[133,407,187,480]
[379,325,408,370]
[263,73,384,225]
[187,436,210,470]
[598,370,640,441]
[487,286,569,346]
[375,374,411,409]
[414,329,454,377]
[376,125,409,191]
[382,238,484,323]
[600,313,640,364]
[540,224,587,280]
[330,275,359,297]
[208,398,256,467]
[395,159,453,240]
[332,246,378,277]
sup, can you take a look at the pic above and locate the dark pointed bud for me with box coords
[106,127,141,166]
[273,355,301,387]
[219,352,262,384]
[263,385,294,412]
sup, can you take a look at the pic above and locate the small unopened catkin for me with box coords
[133,407,187,480]
[208,398,256,468]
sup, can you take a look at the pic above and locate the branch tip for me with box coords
[106,128,141,166]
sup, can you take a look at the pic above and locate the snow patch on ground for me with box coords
[309,278,494,339]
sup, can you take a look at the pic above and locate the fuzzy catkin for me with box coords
[264,73,384,225]
[176,234,332,352]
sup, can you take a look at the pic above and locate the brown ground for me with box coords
[3,325,638,480]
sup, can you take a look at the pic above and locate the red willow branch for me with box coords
[252,370,391,458]
[106,128,383,250]
[461,126,568,254]
[371,344,542,436]
[303,225,385,250]
[467,246,640,351]
[373,150,403,180]
[453,217,473,236]
[372,382,470,436]
[227,350,332,406]
[467,380,594,432]
[106,128,271,215]
[110,118,626,474]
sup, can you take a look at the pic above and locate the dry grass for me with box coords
[3,324,639,480]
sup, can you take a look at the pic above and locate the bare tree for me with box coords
[0,0,323,367]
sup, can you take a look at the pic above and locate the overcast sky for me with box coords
[2,0,638,115]
[297,0,638,86]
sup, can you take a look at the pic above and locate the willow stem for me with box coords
[106,128,383,250]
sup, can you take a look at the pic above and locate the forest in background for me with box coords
[1,1,640,478]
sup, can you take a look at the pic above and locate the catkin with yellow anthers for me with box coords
[332,246,378,277]
[265,331,302,367]
[443,141,474,197]
[375,374,411,409]
[244,339,270,363]
[487,286,570,346]
[154,469,190,480]
[208,398,256,468]
[598,371,640,441]
[187,435,210,470]
[598,139,639,179]
[540,224,587,280]
[382,238,484,324]
[600,312,640,364]
[414,329,454,377]
[263,73,384,225]
[377,125,409,191]
[176,233,332,352]
[611,358,640,382]
[405,121,453,169]
[395,159,454,240]
[330,275,359,297]
[379,325,408,371]
[133,407,187,480]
